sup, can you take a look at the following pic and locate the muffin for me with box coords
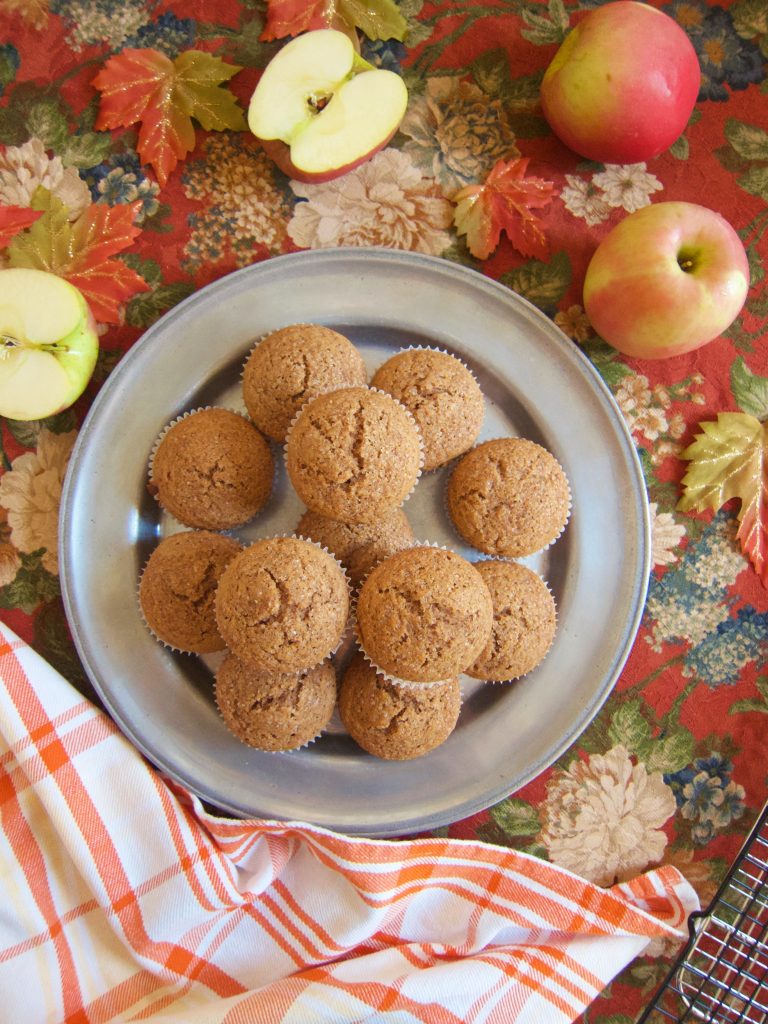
[150,407,274,531]
[355,546,493,684]
[214,536,349,673]
[138,530,242,653]
[215,655,337,751]
[447,437,570,557]
[285,386,423,525]
[295,507,414,588]
[467,560,557,682]
[242,323,367,442]
[370,348,484,471]
[339,654,461,760]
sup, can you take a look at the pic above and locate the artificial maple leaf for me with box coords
[678,412,768,587]
[262,0,407,42]
[92,48,246,186]
[7,188,150,324]
[0,205,42,249]
[453,157,555,261]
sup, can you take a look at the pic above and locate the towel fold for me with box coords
[0,623,698,1023]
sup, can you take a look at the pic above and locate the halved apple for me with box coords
[0,267,99,421]
[248,29,408,184]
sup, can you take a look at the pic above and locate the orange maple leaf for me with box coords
[262,0,407,41]
[453,157,555,261]
[92,48,246,186]
[679,412,768,587]
[0,205,43,250]
[7,189,150,324]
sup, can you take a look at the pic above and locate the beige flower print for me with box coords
[539,744,677,887]
[592,163,663,213]
[0,138,91,219]
[182,134,289,268]
[0,506,21,587]
[554,304,592,342]
[400,77,520,197]
[0,429,77,576]
[288,149,453,255]
[650,502,686,567]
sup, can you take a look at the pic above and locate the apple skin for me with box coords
[0,267,99,421]
[540,2,700,164]
[260,131,399,185]
[583,202,749,360]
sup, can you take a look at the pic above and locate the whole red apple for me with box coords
[583,202,749,360]
[540,1,700,164]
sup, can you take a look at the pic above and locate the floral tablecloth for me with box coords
[1,1,766,1020]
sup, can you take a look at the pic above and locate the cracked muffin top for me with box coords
[285,386,423,525]
[242,323,368,442]
[370,347,484,471]
[339,653,461,760]
[214,536,349,673]
[466,560,557,682]
[447,437,570,558]
[150,407,274,531]
[138,530,242,654]
[295,507,414,588]
[355,545,493,684]
[215,655,337,751]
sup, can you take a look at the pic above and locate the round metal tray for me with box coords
[59,247,650,837]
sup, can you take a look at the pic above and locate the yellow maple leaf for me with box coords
[678,412,768,586]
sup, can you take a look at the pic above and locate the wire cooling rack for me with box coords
[638,801,768,1023]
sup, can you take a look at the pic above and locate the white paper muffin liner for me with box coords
[352,540,490,690]
[213,655,337,753]
[464,562,558,684]
[443,436,573,559]
[370,345,485,474]
[216,533,353,675]
[282,385,425,522]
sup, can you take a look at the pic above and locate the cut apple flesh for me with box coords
[248,28,408,177]
[0,268,98,421]
[290,71,407,174]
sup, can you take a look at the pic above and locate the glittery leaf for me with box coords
[453,157,555,261]
[679,412,768,586]
[0,205,42,249]
[92,48,246,186]
[262,0,407,42]
[6,188,150,323]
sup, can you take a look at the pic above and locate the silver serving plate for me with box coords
[59,247,650,837]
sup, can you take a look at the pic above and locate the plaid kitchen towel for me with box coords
[0,622,699,1024]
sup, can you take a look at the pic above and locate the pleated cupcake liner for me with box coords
[443,435,573,559]
[282,385,426,523]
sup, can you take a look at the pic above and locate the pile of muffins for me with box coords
[139,324,571,760]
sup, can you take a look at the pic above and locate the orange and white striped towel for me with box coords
[0,622,698,1024]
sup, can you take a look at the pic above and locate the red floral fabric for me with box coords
[0,2,766,1020]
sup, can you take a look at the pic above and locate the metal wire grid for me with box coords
[639,801,768,1023]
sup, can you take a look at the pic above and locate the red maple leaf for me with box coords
[93,48,246,186]
[262,0,407,42]
[7,189,150,324]
[0,206,43,250]
[453,157,555,261]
